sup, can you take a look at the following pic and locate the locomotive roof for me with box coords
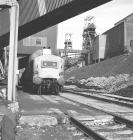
[29,49,61,61]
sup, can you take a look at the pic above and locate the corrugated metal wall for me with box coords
[19,0,73,26]
[125,14,133,48]
[0,9,10,38]
[18,0,73,55]
[93,36,99,60]
[0,0,73,37]
[103,22,125,58]
[125,23,133,47]
[18,25,58,54]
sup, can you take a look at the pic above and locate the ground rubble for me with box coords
[0,101,19,140]
[15,113,85,140]
[0,86,86,140]
[0,86,20,140]
[66,74,133,98]
[0,95,75,140]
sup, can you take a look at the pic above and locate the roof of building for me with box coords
[115,13,133,26]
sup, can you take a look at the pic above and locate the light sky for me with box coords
[57,0,133,50]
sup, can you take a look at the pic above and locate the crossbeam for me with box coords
[0,0,16,7]
[0,0,112,48]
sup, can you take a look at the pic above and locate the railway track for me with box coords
[63,87,133,108]
[18,91,133,139]
[58,94,133,140]
[66,113,107,140]
[66,113,133,140]
[38,95,108,140]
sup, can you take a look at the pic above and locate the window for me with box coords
[41,61,57,68]
[130,40,133,47]
[36,39,42,45]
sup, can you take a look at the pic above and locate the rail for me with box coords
[67,113,107,140]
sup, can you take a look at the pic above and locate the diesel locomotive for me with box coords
[21,47,65,94]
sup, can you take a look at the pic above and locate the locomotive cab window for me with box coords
[41,61,58,68]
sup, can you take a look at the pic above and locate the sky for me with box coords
[57,0,133,50]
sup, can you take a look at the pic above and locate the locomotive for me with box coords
[21,47,65,95]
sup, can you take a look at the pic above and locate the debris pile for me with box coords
[0,87,7,100]
[18,115,58,127]
[67,74,130,93]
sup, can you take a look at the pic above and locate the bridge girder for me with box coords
[0,0,112,48]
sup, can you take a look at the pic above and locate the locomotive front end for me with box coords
[33,54,64,94]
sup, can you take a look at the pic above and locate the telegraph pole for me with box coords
[0,0,19,101]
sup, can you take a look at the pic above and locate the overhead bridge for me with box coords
[0,0,112,48]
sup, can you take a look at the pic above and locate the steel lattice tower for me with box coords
[82,16,96,51]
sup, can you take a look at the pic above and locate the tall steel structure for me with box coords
[64,33,72,49]
[82,16,96,51]
[82,16,97,65]
[63,33,72,57]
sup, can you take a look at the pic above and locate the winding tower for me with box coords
[64,33,72,50]
[82,16,97,65]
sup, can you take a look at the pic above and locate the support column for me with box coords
[7,3,19,101]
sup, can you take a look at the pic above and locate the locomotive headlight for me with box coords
[34,70,38,75]
[58,73,65,86]
[33,75,42,85]
[59,72,64,76]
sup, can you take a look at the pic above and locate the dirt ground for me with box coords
[16,124,75,140]
[15,119,91,140]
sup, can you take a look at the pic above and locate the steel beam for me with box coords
[7,1,19,101]
[0,0,16,7]
[0,0,112,48]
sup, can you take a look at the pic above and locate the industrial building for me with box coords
[18,25,58,55]
[92,13,133,62]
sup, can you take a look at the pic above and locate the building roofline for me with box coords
[115,13,133,26]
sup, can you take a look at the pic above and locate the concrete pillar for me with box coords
[7,2,19,101]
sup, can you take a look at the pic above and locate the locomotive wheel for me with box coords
[37,85,42,95]
[50,84,55,94]
[54,84,59,95]
[59,85,63,92]
[33,84,38,94]
[46,84,52,94]
[44,85,47,95]
[47,86,51,94]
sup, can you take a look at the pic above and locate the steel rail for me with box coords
[113,113,133,128]
[63,88,133,108]
[75,88,133,103]
[38,94,108,139]
[60,94,133,129]
[66,113,107,140]
[37,94,133,139]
